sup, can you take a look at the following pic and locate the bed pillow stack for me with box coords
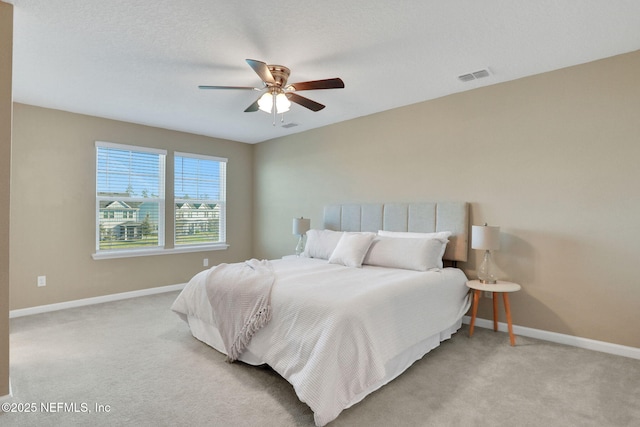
[327,232,376,268]
[302,230,376,267]
[302,229,344,260]
[303,229,452,271]
[303,230,376,268]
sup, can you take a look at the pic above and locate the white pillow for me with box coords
[377,230,452,267]
[363,236,449,271]
[377,230,452,240]
[328,232,376,268]
[303,229,344,260]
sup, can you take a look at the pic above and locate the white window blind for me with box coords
[174,152,227,246]
[96,142,166,252]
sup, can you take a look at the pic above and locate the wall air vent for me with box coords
[282,123,298,128]
[458,68,491,82]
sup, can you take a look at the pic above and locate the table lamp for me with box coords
[471,223,500,284]
[292,217,311,256]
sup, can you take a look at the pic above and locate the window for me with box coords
[94,142,228,259]
[96,142,166,253]
[174,152,227,246]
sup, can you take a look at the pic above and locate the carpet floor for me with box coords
[3,291,640,426]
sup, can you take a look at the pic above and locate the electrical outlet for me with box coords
[484,291,492,298]
[203,258,209,267]
[37,275,46,287]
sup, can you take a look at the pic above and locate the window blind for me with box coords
[174,152,227,246]
[96,142,166,252]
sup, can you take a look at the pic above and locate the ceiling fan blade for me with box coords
[287,78,344,91]
[246,59,276,84]
[198,85,259,90]
[244,97,261,112]
[286,93,325,112]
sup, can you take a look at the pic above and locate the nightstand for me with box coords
[466,280,521,346]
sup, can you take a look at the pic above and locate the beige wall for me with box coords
[1,1,13,397]
[10,104,253,309]
[254,50,640,348]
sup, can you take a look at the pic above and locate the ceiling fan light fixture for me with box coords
[258,92,273,113]
[275,92,291,113]
[258,91,291,114]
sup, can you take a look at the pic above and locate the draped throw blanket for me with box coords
[205,259,275,362]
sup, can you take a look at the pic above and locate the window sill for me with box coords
[92,243,229,260]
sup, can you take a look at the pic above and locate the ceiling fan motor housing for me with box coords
[267,65,291,89]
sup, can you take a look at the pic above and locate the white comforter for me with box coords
[171,257,470,426]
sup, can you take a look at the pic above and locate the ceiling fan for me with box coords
[199,59,344,123]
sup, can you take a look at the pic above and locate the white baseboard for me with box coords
[462,315,640,360]
[9,283,186,318]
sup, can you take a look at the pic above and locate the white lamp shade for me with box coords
[471,225,500,251]
[258,91,291,114]
[258,92,273,113]
[292,217,310,236]
[275,93,291,113]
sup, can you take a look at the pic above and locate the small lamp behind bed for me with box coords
[293,217,311,256]
[471,223,500,284]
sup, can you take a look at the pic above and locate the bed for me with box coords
[171,202,471,426]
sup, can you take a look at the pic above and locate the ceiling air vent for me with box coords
[458,68,491,82]
[282,123,298,128]
[458,73,475,82]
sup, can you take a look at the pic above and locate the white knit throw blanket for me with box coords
[205,259,274,362]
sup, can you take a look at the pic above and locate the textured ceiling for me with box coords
[7,0,640,144]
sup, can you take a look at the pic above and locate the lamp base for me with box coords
[295,235,305,256]
[477,250,498,284]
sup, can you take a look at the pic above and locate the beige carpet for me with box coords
[3,291,640,426]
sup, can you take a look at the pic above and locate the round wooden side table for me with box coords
[466,280,521,346]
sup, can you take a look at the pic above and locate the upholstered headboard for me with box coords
[323,202,469,262]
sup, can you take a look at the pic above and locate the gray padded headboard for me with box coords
[323,202,469,262]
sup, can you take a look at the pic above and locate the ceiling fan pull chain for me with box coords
[272,93,277,126]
